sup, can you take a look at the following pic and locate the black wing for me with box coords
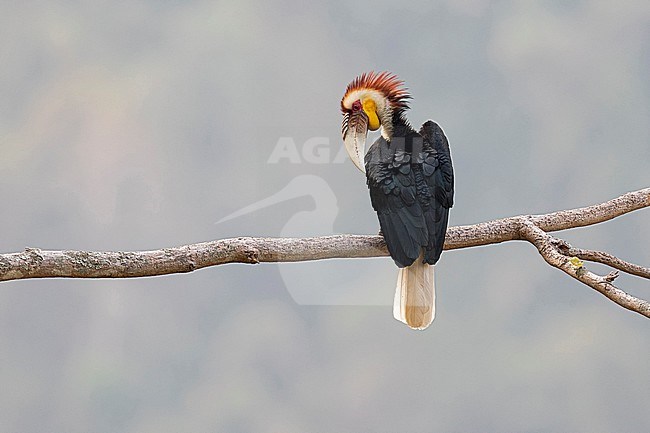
[419,121,454,264]
[365,121,453,268]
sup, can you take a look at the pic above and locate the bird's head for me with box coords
[340,71,410,172]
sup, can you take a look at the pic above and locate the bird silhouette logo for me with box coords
[216,174,394,306]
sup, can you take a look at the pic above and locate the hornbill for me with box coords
[340,72,454,330]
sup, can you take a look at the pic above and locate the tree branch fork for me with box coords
[1,188,649,318]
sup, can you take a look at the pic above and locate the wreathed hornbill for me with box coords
[340,72,454,330]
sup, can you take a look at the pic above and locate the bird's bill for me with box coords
[342,110,369,173]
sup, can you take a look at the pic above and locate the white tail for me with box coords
[393,252,435,330]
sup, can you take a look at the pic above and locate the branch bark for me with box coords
[556,244,650,279]
[1,188,649,317]
[518,219,650,318]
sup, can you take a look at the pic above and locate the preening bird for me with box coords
[340,72,454,330]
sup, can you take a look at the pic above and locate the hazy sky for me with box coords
[1,1,649,432]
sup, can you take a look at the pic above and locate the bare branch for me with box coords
[445,187,650,249]
[1,187,648,318]
[518,219,650,318]
[556,244,650,279]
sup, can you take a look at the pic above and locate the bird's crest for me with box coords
[341,71,411,113]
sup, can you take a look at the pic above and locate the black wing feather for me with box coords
[365,120,454,268]
[419,121,454,264]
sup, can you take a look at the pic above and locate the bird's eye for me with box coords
[352,100,362,111]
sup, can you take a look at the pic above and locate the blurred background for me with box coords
[1,0,649,431]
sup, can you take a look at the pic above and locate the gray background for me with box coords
[1,1,649,432]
